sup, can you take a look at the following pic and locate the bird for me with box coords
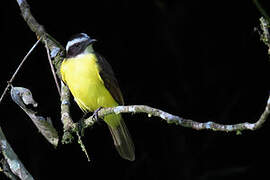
[60,33,135,161]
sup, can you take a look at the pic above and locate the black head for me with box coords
[66,33,96,58]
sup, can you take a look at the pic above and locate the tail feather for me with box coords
[107,117,135,161]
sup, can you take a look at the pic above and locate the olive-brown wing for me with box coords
[95,53,124,105]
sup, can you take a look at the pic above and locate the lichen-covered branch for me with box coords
[16,0,64,78]
[15,0,72,137]
[16,0,64,54]
[0,126,34,180]
[259,17,270,55]
[1,159,19,180]
[60,82,75,144]
[81,97,269,132]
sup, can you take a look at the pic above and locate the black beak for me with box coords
[86,38,97,45]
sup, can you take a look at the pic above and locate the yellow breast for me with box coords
[60,53,118,112]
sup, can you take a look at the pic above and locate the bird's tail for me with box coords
[105,114,135,161]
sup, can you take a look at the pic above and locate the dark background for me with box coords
[1,0,270,179]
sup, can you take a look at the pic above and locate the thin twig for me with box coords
[253,0,270,23]
[76,131,90,162]
[44,39,61,96]
[0,37,41,104]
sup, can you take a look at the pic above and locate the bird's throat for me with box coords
[84,45,94,54]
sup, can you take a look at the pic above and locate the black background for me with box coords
[2,0,270,179]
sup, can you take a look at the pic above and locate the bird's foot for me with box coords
[77,107,103,136]
[93,107,103,122]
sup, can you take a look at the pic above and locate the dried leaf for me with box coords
[10,87,59,147]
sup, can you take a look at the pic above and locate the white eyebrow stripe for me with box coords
[66,37,88,51]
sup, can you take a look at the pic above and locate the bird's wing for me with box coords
[96,53,124,105]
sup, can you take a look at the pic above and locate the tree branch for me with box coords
[15,0,73,138]
[0,126,34,180]
[60,82,75,144]
[1,158,19,180]
[259,17,270,55]
[16,0,64,53]
[79,98,270,132]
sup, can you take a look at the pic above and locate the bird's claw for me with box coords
[93,107,103,121]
